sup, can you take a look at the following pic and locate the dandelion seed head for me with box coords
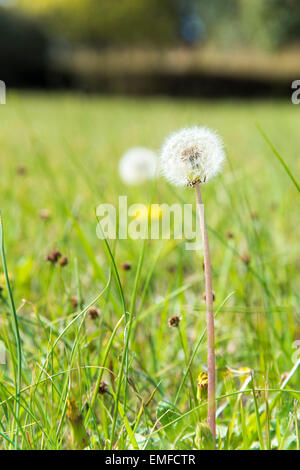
[119,147,157,185]
[160,126,225,187]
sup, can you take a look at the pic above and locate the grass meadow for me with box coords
[0,93,299,450]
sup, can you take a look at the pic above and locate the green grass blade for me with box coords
[257,124,300,194]
[0,213,22,446]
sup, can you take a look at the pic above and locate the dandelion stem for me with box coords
[195,183,216,443]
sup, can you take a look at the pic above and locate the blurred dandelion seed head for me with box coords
[119,147,157,185]
[160,126,225,187]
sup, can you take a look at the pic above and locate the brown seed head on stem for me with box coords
[241,253,251,265]
[121,261,132,271]
[98,381,108,395]
[168,315,180,328]
[59,256,68,267]
[88,306,100,320]
[46,250,62,264]
[70,297,79,310]
[39,209,51,220]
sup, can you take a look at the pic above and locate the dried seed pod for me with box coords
[241,253,251,265]
[39,209,51,220]
[121,261,132,271]
[17,166,27,175]
[98,381,108,395]
[59,256,68,267]
[46,250,62,264]
[70,297,79,309]
[168,315,180,328]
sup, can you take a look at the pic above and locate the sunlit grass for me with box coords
[0,93,299,449]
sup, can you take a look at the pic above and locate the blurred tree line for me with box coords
[1,0,300,89]
[16,0,300,48]
[17,0,179,46]
[204,0,300,49]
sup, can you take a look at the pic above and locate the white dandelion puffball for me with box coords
[119,147,158,185]
[160,126,225,187]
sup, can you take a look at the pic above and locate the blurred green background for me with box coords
[1,0,300,96]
